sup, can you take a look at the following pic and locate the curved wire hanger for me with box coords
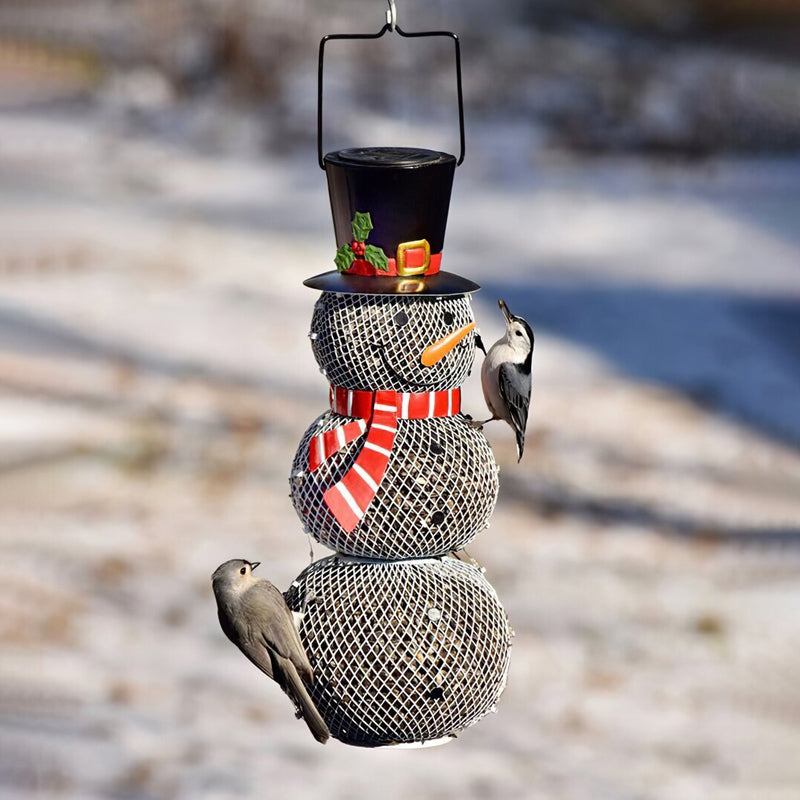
[317,0,465,169]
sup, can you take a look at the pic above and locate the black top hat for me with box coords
[304,147,480,296]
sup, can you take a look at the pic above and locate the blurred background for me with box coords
[1,0,800,798]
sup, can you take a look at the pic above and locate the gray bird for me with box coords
[477,299,534,461]
[211,559,330,744]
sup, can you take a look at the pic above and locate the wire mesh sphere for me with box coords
[291,412,499,559]
[286,555,513,747]
[309,292,478,391]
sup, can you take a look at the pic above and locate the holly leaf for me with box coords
[364,244,389,272]
[334,244,355,272]
[351,211,373,242]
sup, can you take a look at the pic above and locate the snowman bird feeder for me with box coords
[286,9,513,747]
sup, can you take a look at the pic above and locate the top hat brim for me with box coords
[303,270,480,296]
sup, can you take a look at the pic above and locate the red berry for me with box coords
[351,240,365,257]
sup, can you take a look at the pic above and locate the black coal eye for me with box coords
[393,311,409,328]
[240,566,247,575]
[443,311,455,326]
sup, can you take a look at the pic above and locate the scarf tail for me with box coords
[322,391,398,533]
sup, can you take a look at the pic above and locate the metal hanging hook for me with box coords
[317,5,466,168]
[386,0,397,32]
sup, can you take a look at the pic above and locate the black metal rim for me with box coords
[303,270,480,296]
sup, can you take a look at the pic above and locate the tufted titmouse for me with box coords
[212,559,329,744]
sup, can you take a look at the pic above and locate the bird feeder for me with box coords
[286,3,513,747]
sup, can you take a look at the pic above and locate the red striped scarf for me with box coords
[308,385,461,532]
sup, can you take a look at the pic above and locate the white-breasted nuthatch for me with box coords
[212,559,330,744]
[475,299,534,462]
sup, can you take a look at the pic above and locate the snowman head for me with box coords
[310,292,477,391]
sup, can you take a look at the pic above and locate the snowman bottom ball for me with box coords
[291,412,499,559]
[286,556,513,747]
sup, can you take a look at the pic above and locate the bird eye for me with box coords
[515,331,523,337]
[393,311,409,328]
[240,566,247,575]
[442,311,454,326]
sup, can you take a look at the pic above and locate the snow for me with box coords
[1,66,800,800]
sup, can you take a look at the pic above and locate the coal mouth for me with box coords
[371,339,467,390]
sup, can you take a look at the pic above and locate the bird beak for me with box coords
[249,561,261,571]
[499,299,513,324]
[420,322,476,367]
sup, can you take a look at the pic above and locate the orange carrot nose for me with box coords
[420,322,476,367]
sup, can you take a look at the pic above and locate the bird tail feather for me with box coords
[282,659,330,744]
[516,430,525,462]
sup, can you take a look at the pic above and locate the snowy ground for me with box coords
[1,100,800,800]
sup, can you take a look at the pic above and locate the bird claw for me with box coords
[450,548,482,569]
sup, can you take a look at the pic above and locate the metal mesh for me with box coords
[290,413,499,559]
[286,556,513,747]
[309,292,477,391]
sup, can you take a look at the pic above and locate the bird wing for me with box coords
[239,581,315,684]
[498,362,531,439]
[236,584,330,744]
